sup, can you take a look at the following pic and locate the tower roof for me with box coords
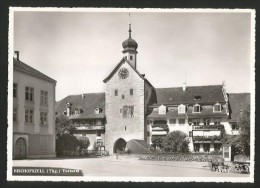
[122,23,138,51]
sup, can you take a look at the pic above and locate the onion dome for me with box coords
[122,23,138,50]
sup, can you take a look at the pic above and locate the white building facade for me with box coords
[13,53,56,159]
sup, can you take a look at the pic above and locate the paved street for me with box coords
[13,156,250,177]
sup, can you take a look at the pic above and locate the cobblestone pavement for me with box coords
[13,156,250,178]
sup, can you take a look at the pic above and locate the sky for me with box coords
[13,9,253,101]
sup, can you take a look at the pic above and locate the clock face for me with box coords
[118,68,129,79]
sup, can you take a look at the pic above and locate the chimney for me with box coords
[14,51,19,61]
[182,83,186,91]
[66,102,71,116]
[82,94,85,99]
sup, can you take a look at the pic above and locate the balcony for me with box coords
[75,124,105,130]
[151,124,169,131]
[193,124,224,130]
[193,135,222,143]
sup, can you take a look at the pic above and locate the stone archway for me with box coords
[14,137,26,159]
[113,138,126,154]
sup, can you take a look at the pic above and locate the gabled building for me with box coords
[55,93,106,149]
[55,23,250,155]
[147,85,232,152]
[13,52,56,159]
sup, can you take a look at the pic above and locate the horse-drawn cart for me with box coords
[208,157,230,173]
[208,155,250,174]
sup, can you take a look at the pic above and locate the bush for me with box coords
[56,133,79,156]
[162,131,190,153]
[139,153,222,162]
[77,136,90,150]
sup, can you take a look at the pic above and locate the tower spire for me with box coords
[128,13,132,38]
[122,13,138,69]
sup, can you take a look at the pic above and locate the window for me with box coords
[203,144,210,153]
[96,120,102,125]
[122,94,125,99]
[194,144,200,152]
[214,143,222,152]
[40,90,48,105]
[214,118,221,125]
[13,108,17,122]
[194,96,201,100]
[40,112,48,125]
[179,119,185,125]
[75,109,83,115]
[147,120,153,125]
[193,104,201,113]
[13,83,17,98]
[96,131,101,137]
[95,108,100,114]
[169,119,176,125]
[130,89,133,96]
[158,105,166,115]
[178,104,186,114]
[214,103,222,112]
[115,89,118,96]
[130,55,133,60]
[232,123,239,130]
[122,105,134,118]
[204,119,210,125]
[25,109,34,123]
[189,131,192,137]
[25,87,34,102]
[193,119,200,125]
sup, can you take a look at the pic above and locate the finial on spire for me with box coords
[128,13,132,38]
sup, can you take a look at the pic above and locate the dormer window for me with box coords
[66,102,71,108]
[194,96,201,100]
[178,104,186,114]
[158,105,167,115]
[214,103,222,112]
[95,108,102,114]
[193,104,201,113]
[75,108,83,115]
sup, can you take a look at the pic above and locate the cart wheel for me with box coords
[244,165,250,174]
[238,166,242,174]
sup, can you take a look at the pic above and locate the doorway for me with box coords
[113,138,126,154]
[14,137,26,159]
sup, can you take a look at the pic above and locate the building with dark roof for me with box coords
[13,52,56,159]
[55,24,250,155]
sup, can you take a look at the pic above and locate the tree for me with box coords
[223,105,250,156]
[56,116,76,137]
[55,116,79,156]
[77,136,90,150]
[162,131,190,153]
[238,105,250,156]
[56,133,79,156]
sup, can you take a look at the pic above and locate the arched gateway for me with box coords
[113,138,126,153]
[14,137,26,159]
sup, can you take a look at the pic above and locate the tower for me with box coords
[122,23,138,69]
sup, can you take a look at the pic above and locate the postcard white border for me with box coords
[7,7,255,183]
